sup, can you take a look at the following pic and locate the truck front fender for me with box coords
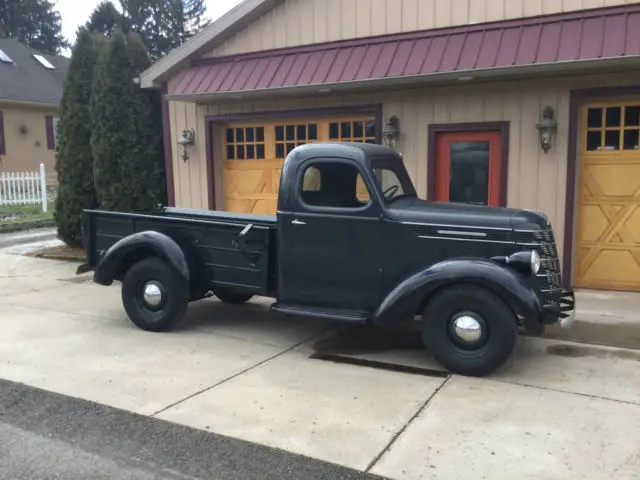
[373,258,542,327]
[93,231,190,286]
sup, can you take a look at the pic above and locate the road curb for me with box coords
[33,253,86,262]
[542,317,640,350]
[0,219,55,234]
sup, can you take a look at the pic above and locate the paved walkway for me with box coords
[1,252,639,479]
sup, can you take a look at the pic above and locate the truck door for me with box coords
[281,157,383,312]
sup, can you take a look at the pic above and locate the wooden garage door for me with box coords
[575,102,640,291]
[222,116,377,215]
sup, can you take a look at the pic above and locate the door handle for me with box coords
[291,219,306,225]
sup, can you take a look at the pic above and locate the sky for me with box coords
[55,0,244,47]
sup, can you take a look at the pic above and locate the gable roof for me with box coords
[0,37,70,105]
[140,0,282,88]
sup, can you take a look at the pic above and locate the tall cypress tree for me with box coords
[123,32,166,210]
[90,30,134,212]
[91,31,166,212]
[53,29,101,247]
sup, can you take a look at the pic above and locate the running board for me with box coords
[271,304,368,323]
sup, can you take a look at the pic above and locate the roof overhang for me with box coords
[164,57,640,103]
[139,0,283,89]
[165,4,640,103]
[0,98,60,108]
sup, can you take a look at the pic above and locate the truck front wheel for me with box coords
[121,258,190,332]
[421,285,517,377]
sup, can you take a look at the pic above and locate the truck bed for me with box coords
[83,207,278,296]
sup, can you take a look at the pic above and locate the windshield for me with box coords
[369,156,417,204]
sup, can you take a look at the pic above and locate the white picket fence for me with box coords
[0,163,48,212]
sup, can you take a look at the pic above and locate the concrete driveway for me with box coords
[1,251,639,479]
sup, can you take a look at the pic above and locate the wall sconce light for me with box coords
[536,106,557,154]
[177,128,195,162]
[382,115,400,150]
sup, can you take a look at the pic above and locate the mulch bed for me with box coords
[30,245,86,262]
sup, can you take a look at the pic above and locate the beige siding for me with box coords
[166,70,640,264]
[0,103,58,185]
[208,0,637,57]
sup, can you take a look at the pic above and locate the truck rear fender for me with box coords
[93,231,190,287]
[373,259,542,326]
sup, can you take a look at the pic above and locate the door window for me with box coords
[300,161,372,209]
[434,129,503,207]
[449,141,490,205]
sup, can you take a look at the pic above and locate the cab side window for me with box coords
[300,161,372,209]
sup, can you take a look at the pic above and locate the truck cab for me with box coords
[86,142,575,377]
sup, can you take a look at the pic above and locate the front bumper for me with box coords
[540,288,575,329]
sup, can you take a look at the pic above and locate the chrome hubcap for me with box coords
[142,281,164,308]
[452,315,483,344]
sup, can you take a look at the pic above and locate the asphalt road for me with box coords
[0,379,385,480]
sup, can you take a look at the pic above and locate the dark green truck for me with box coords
[83,142,575,376]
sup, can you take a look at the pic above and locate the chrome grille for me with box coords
[515,229,562,307]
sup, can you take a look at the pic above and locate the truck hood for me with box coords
[391,198,551,231]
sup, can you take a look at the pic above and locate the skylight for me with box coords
[0,49,14,64]
[33,54,55,69]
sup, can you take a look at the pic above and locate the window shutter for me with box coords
[0,111,5,155]
[45,115,55,150]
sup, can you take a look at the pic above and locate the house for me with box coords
[139,0,640,293]
[0,37,69,185]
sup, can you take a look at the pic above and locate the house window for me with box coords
[0,49,14,64]
[33,54,55,69]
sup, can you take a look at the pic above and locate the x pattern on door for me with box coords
[575,102,640,291]
[222,117,377,215]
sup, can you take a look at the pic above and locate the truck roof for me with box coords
[286,142,400,167]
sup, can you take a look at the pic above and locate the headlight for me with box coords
[530,250,541,275]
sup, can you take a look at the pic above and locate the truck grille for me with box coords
[514,229,562,307]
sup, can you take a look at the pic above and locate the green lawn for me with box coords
[0,203,54,225]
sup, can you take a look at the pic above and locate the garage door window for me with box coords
[275,123,319,159]
[225,126,266,160]
[329,119,376,143]
[586,105,640,152]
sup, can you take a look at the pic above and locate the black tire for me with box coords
[121,258,190,332]
[213,287,254,305]
[422,285,518,377]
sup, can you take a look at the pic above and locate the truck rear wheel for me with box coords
[421,285,517,377]
[121,258,189,332]
[213,287,254,305]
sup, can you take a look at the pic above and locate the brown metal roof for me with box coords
[170,4,640,98]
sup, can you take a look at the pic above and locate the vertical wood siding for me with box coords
[208,0,637,57]
[0,104,59,185]
[166,71,640,263]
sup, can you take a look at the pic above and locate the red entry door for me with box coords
[434,130,503,207]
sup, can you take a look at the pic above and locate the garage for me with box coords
[574,101,640,291]
[220,115,377,215]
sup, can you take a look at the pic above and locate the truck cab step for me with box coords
[271,304,369,323]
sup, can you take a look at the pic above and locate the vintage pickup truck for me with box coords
[83,142,575,376]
